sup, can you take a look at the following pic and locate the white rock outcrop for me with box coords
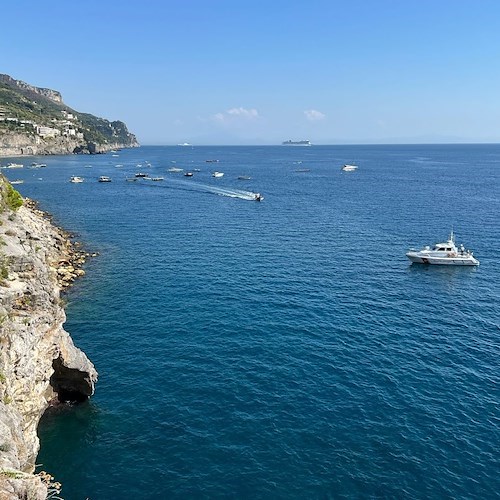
[0,176,97,498]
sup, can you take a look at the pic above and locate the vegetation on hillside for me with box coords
[76,112,133,145]
[0,83,63,126]
[0,77,137,147]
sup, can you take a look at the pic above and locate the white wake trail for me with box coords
[156,178,259,200]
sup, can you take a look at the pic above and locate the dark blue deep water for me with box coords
[4,145,499,499]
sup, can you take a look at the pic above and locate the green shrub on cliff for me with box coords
[0,260,8,280]
[0,176,23,213]
[4,184,23,211]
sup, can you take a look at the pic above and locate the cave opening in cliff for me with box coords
[49,356,93,404]
[55,388,88,404]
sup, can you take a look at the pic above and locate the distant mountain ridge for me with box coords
[0,74,63,104]
[0,73,139,156]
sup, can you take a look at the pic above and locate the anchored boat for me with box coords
[406,232,479,266]
[341,164,358,172]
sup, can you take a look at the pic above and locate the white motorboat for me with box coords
[341,164,358,171]
[69,176,84,183]
[254,193,264,201]
[212,171,224,178]
[98,176,112,182]
[406,231,479,266]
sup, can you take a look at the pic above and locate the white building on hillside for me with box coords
[37,126,61,138]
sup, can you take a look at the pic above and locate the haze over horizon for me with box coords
[3,0,500,146]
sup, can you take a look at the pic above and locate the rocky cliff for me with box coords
[0,75,62,105]
[0,73,139,156]
[0,175,97,498]
[0,130,134,157]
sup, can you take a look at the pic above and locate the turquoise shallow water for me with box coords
[4,145,499,499]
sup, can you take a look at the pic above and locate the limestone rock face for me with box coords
[0,74,62,104]
[0,130,136,157]
[0,175,97,498]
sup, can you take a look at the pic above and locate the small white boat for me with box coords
[212,171,224,178]
[10,179,24,185]
[135,172,149,178]
[4,163,24,169]
[70,176,84,183]
[98,176,112,182]
[254,193,264,201]
[168,167,183,173]
[341,164,358,171]
[151,177,164,181]
[406,231,479,266]
[184,172,194,177]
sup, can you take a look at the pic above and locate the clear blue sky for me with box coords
[3,0,500,145]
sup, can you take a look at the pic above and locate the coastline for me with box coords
[0,139,139,159]
[0,176,97,498]
[22,198,100,289]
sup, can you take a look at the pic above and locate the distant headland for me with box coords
[0,74,139,156]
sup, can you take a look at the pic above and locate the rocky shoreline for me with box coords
[0,131,138,157]
[23,199,99,289]
[0,176,98,499]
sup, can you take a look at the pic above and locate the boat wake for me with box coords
[201,184,257,200]
[138,177,259,201]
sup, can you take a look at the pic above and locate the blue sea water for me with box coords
[3,145,499,499]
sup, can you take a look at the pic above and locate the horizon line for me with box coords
[137,141,500,147]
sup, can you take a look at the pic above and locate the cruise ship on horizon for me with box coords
[282,140,311,146]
